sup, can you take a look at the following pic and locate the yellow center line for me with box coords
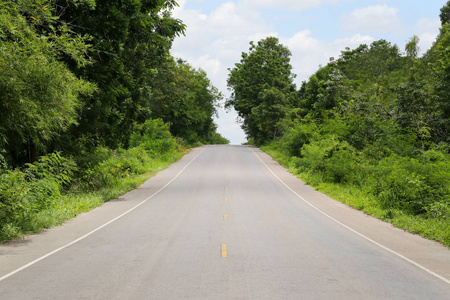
[221,244,227,258]
[224,214,228,221]
[225,186,227,191]
[224,197,227,202]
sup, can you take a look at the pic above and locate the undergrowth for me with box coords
[0,119,185,242]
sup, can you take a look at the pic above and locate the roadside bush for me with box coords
[76,146,152,190]
[293,135,363,184]
[0,170,29,224]
[274,127,449,218]
[323,143,363,184]
[204,132,230,145]
[92,146,156,185]
[23,152,76,191]
[426,201,450,219]
[130,119,178,156]
[0,153,76,238]
[366,152,449,215]
[279,122,316,157]
[74,147,115,190]
[298,137,337,173]
[0,149,8,171]
[72,120,180,191]
[0,126,184,241]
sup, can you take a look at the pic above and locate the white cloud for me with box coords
[195,56,222,76]
[206,2,269,37]
[333,33,375,50]
[172,1,379,88]
[341,5,402,33]
[172,1,273,91]
[278,30,324,82]
[413,18,441,54]
[284,30,322,52]
[248,32,279,42]
[172,0,187,18]
[239,0,346,11]
[241,0,323,11]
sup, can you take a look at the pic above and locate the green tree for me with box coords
[246,87,288,142]
[440,1,450,26]
[336,40,404,86]
[54,0,185,150]
[396,76,434,150]
[226,37,296,144]
[149,58,224,144]
[0,0,96,166]
[429,23,450,142]
[405,35,420,60]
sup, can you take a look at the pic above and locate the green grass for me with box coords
[0,150,183,242]
[263,147,450,247]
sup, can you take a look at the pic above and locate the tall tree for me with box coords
[429,23,450,142]
[405,35,420,60]
[149,58,223,144]
[54,0,185,150]
[0,0,96,166]
[440,1,450,26]
[336,40,403,85]
[226,37,296,144]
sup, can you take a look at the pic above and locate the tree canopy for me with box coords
[53,0,186,150]
[0,0,227,167]
[148,58,223,144]
[441,1,450,25]
[226,37,296,144]
[0,0,96,164]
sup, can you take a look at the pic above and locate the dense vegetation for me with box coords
[227,4,450,245]
[0,0,228,241]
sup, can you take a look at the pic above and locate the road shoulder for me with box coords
[251,147,450,283]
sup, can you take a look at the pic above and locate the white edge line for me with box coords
[250,148,450,286]
[0,147,207,283]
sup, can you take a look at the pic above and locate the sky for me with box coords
[170,0,445,144]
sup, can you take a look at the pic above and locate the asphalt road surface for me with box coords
[0,145,449,299]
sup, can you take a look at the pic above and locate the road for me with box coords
[0,145,449,299]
